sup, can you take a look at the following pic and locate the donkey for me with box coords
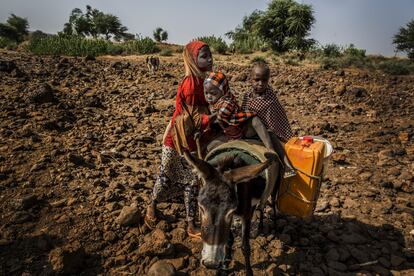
[146,56,159,74]
[184,150,279,276]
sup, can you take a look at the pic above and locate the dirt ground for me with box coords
[0,49,413,275]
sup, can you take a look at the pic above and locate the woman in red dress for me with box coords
[144,41,213,238]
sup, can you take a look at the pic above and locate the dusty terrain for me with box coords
[0,49,413,275]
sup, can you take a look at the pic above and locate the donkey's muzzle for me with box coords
[201,244,225,269]
[201,259,220,269]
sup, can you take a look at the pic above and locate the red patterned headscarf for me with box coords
[204,71,230,95]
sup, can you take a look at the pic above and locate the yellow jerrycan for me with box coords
[277,136,332,218]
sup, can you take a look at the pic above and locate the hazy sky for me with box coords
[0,0,412,56]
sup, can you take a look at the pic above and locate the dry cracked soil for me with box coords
[0,49,413,275]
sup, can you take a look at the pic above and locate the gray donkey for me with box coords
[184,150,279,276]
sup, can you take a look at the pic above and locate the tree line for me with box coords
[0,0,413,59]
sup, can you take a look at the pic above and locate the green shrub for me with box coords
[27,35,159,56]
[320,57,340,69]
[122,37,159,55]
[236,44,253,54]
[0,37,18,50]
[175,46,184,53]
[251,56,267,63]
[344,44,366,58]
[231,35,268,54]
[284,57,299,66]
[28,35,110,56]
[378,60,413,75]
[29,30,49,41]
[196,35,228,54]
[106,43,124,55]
[159,48,173,56]
[368,55,388,63]
[322,44,342,57]
[340,55,369,69]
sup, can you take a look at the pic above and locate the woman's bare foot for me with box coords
[144,201,158,229]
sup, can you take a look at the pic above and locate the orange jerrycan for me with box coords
[277,136,331,218]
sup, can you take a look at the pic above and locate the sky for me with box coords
[0,0,412,57]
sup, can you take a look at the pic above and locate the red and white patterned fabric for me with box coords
[241,86,293,142]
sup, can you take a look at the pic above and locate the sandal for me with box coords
[187,228,202,240]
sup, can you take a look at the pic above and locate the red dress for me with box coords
[164,75,210,151]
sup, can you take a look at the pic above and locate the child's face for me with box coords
[250,67,269,95]
[197,46,213,72]
[204,82,224,104]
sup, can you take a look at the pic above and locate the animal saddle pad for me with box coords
[205,140,278,210]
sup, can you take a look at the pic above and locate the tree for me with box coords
[7,14,29,37]
[62,5,130,40]
[393,19,414,60]
[225,10,263,41]
[255,0,315,52]
[0,24,19,41]
[63,8,91,37]
[0,14,29,42]
[153,27,168,42]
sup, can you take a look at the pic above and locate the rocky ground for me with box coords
[0,49,413,275]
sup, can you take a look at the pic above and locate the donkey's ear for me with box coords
[223,156,274,184]
[183,151,213,179]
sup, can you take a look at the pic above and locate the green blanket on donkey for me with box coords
[205,140,279,210]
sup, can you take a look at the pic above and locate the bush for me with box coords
[319,57,340,70]
[340,55,369,69]
[235,43,253,54]
[122,37,159,55]
[196,36,228,54]
[29,30,49,41]
[0,37,18,50]
[322,44,342,57]
[378,60,414,75]
[159,48,173,56]
[251,56,267,63]
[28,35,109,56]
[284,57,299,66]
[106,43,124,55]
[230,35,268,54]
[344,44,365,58]
[27,35,159,56]
[175,46,184,53]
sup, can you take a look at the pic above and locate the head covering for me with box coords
[183,40,209,77]
[204,71,229,94]
[185,41,207,63]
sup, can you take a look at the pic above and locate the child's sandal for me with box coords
[187,229,202,240]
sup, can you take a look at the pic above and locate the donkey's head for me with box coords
[184,151,275,269]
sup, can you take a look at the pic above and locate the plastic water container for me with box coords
[305,136,334,178]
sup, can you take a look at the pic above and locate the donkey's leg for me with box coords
[258,209,264,235]
[241,211,253,276]
[271,186,278,222]
[271,162,282,221]
[223,230,234,270]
